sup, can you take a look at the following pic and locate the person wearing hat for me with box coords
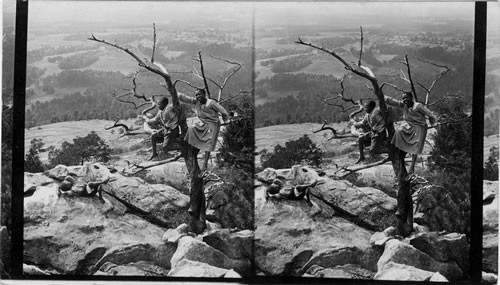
[385,92,438,174]
[351,100,388,164]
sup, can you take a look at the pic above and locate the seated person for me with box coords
[351,100,388,164]
[145,97,182,161]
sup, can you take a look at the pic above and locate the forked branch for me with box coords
[416,58,451,105]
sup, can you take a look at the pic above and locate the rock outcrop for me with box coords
[255,166,471,282]
[24,163,253,277]
[255,166,388,276]
[483,180,498,275]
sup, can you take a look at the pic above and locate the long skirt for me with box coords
[185,121,220,152]
[391,121,427,155]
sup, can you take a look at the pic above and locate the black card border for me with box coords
[9,1,487,284]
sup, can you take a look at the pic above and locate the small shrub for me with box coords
[260,135,323,169]
[484,146,499,181]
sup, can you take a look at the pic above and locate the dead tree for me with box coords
[296,27,462,237]
[89,25,245,234]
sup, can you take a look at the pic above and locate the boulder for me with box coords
[409,232,469,274]
[356,164,397,195]
[167,259,228,277]
[170,236,251,276]
[144,161,189,190]
[23,264,50,275]
[374,262,434,281]
[377,239,463,280]
[202,229,253,260]
[95,261,169,276]
[483,232,498,274]
[483,180,498,274]
[24,168,171,274]
[482,271,498,284]
[305,264,374,279]
[92,243,177,272]
[255,173,376,276]
[224,269,242,278]
[300,246,362,274]
[430,272,448,282]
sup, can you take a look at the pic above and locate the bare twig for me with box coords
[173,79,204,90]
[416,58,451,105]
[381,82,410,93]
[210,55,244,101]
[313,120,358,139]
[335,157,391,178]
[130,154,183,175]
[197,51,211,98]
[401,54,418,102]
[151,23,157,63]
[358,26,363,67]
[105,118,130,131]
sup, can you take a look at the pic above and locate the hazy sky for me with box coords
[28,1,253,29]
[255,2,474,28]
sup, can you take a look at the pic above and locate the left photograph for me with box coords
[23,1,254,277]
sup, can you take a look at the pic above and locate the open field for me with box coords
[255,90,302,106]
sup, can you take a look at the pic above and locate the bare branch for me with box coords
[296,36,386,112]
[219,89,252,104]
[417,58,451,105]
[358,26,364,67]
[89,34,169,81]
[210,55,244,101]
[381,82,409,93]
[427,94,459,107]
[335,157,391,178]
[151,23,157,63]
[141,97,157,116]
[173,79,204,90]
[129,154,183,175]
[401,54,418,102]
[313,120,358,140]
[197,51,211,98]
[105,118,130,131]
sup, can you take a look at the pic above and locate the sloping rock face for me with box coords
[257,166,397,230]
[170,236,252,276]
[483,180,498,274]
[24,164,189,275]
[377,239,463,280]
[46,163,191,228]
[255,167,382,277]
[374,262,435,281]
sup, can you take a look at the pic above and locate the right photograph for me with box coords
[254,2,475,282]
